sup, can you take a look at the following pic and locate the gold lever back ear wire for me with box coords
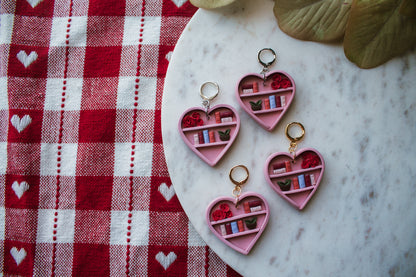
[285,122,305,161]
[229,165,249,207]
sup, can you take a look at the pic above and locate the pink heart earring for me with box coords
[206,165,270,255]
[264,122,325,210]
[178,82,240,166]
[236,48,296,131]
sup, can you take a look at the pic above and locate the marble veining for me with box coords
[162,0,416,276]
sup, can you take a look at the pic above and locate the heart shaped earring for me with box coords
[236,48,296,131]
[206,165,270,255]
[178,82,240,166]
[264,122,325,210]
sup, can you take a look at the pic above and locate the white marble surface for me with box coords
[162,0,416,276]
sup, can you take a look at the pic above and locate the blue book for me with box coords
[231,221,239,234]
[269,95,276,109]
[298,174,306,189]
[203,130,210,143]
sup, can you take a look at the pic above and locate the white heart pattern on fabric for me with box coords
[10,247,27,266]
[165,51,173,62]
[158,183,175,202]
[11,114,32,133]
[26,0,44,8]
[170,0,187,8]
[155,251,177,270]
[12,181,30,199]
[16,50,38,68]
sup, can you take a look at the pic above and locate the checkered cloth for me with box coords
[0,0,241,276]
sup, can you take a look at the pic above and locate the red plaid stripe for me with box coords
[0,0,242,276]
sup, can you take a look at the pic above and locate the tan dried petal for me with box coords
[273,0,352,42]
[344,0,416,68]
[190,0,237,9]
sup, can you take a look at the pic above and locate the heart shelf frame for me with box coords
[264,148,325,210]
[178,104,240,166]
[236,71,295,131]
[206,192,270,255]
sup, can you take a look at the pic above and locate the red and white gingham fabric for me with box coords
[0,0,241,276]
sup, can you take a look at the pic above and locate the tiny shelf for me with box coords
[195,141,229,149]
[182,121,237,132]
[282,186,314,195]
[239,87,293,98]
[222,228,260,240]
[269,165,323,179]
[252,107,284,115]
[210,210,267,226]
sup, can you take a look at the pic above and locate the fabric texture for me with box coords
[0,0,241,276]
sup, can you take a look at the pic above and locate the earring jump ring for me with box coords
[258,48,276,68]
[229,165,249,187]
[285,122,305,143]
[200,81,219,101]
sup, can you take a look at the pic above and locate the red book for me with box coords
[285,161,292,172]
[292,177,300,190]
[225,223,232,235]
[276,95,282,107]
[220,111,233,118]
[273,162,285,170]
[264,98,270,109]
[237,220,244,232]
[253,82,259,93]
[305,174,312,187]
[208,131,215,143]
[215,112,221,123]
[198,131,204,144]
[243,202,250,213]
[248,200,261,208]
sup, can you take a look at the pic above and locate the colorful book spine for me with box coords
[215,112,221,123]
[244,202,250,213]
[237,220,244,232]
[231,221,239,234]
[281,95,286,107]
[292,177,300,190]
[305,174,312,187]
[273,162,286,174]
[220,111,233,123]
[269,95,276,109]
[253,82,259,93]
[198,131,204,144]
[264,98,270,109]
[242,84,254,94]
[248,200,262,212]
[203,130,209,144]
[310,174,316,185]
[209,131,215,143]
[298,174,306,189]
[285,161,292,172]
[276,95,282,107]
[225,223,232,235]
[220,224,227,236]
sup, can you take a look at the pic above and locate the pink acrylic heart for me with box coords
[264,148,325,210]
[206,192,269,255]
[236,71,295,131]
[178,104,240,166]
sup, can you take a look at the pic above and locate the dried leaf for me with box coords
[273,0,352,42]
[190,0,237,9]
[344,0,416,68]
